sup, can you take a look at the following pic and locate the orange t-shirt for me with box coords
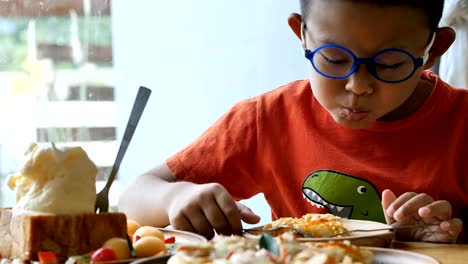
[167,71,468,227]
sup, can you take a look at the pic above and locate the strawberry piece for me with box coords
[164,236,176,244]
[38,251,58,264]
[90,247,118,262]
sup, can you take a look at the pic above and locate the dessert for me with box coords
[0,143,127,261]
[7,143,97,214]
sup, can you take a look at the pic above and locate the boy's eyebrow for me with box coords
[312,34,361,47]
[312,34,335,44]
[311,35,337,45]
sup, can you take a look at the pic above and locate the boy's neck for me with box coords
[379,79,434,121]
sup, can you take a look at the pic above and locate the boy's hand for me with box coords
[382,189,463,243]
[167,182,260,239]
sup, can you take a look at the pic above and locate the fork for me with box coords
[243,225,315,238]
[327,223,440,237]
[94,86,151,213]
[243,223,440,238]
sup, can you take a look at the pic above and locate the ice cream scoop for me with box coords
[7,142,97,214]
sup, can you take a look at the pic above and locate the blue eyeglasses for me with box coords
[304,38,434,83]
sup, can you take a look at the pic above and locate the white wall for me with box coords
[112,1,307,226]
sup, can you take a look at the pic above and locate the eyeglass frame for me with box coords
[300,23,435,84]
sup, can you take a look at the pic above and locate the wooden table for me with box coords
[391,240,468,263]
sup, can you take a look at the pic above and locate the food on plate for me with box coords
[127,219,142,235]
[134,236,167,257]
[102,237,132,260]
[37,251,59,264]
[90,247,118,262]
[0,143,127,262]
[133,225,165,243]
[131,225,168,257]
[168,235,373,264]
[64,219,175,263]
[262,213,348,238]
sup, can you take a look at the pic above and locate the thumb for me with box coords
[237,202,261,224]
[382,189,397,224]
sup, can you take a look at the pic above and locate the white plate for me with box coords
[157,227,207,244]
[244,219,395,247]
[364,247,440,264]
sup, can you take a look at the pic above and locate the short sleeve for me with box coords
[166,98,262,200]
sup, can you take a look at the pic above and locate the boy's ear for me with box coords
[424,27,456,69]
[288,13,303,41]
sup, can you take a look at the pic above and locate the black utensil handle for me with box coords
[105,86,151,189]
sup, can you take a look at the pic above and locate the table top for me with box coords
[391,240,468,264]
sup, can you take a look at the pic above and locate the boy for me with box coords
[119,0,466,243]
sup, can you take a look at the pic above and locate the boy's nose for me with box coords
[344,66,374,95]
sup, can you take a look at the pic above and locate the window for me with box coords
[0,0,116,207]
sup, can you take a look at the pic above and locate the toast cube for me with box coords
[0,208,127,261]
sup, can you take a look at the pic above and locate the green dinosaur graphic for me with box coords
[302,170,386,223]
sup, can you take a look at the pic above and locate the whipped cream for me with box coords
[7,143,97,214]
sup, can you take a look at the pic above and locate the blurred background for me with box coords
[0,0,307,226]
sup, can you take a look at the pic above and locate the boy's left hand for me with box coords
[382,189,463,243]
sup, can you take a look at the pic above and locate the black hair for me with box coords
[299,0,444,33]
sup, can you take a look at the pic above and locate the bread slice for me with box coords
[0,208,127,261]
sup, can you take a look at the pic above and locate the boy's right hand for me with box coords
[167,181,261,239]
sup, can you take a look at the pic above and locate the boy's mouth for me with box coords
[340,107,369,121]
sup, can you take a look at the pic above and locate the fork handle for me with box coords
[103,86,151,190]
[356,223,440,232]
[331,223,440,237]
[243,226,314,238]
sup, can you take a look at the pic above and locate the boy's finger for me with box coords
[441,218,463,239]
[418,200,452,220]
[202,196,237,236]
[171,214,197,234]
[185,206,216,239]
[237,202,261,224]
[384,192,417,215]
[214,190,243,235]
[381,189,397,224]
[393,193,434,222]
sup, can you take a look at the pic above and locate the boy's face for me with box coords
[299,0,433,129]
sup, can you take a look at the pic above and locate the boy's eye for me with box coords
[375,62,405,69]
[318,52,349,64]
[374,51,412,69]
